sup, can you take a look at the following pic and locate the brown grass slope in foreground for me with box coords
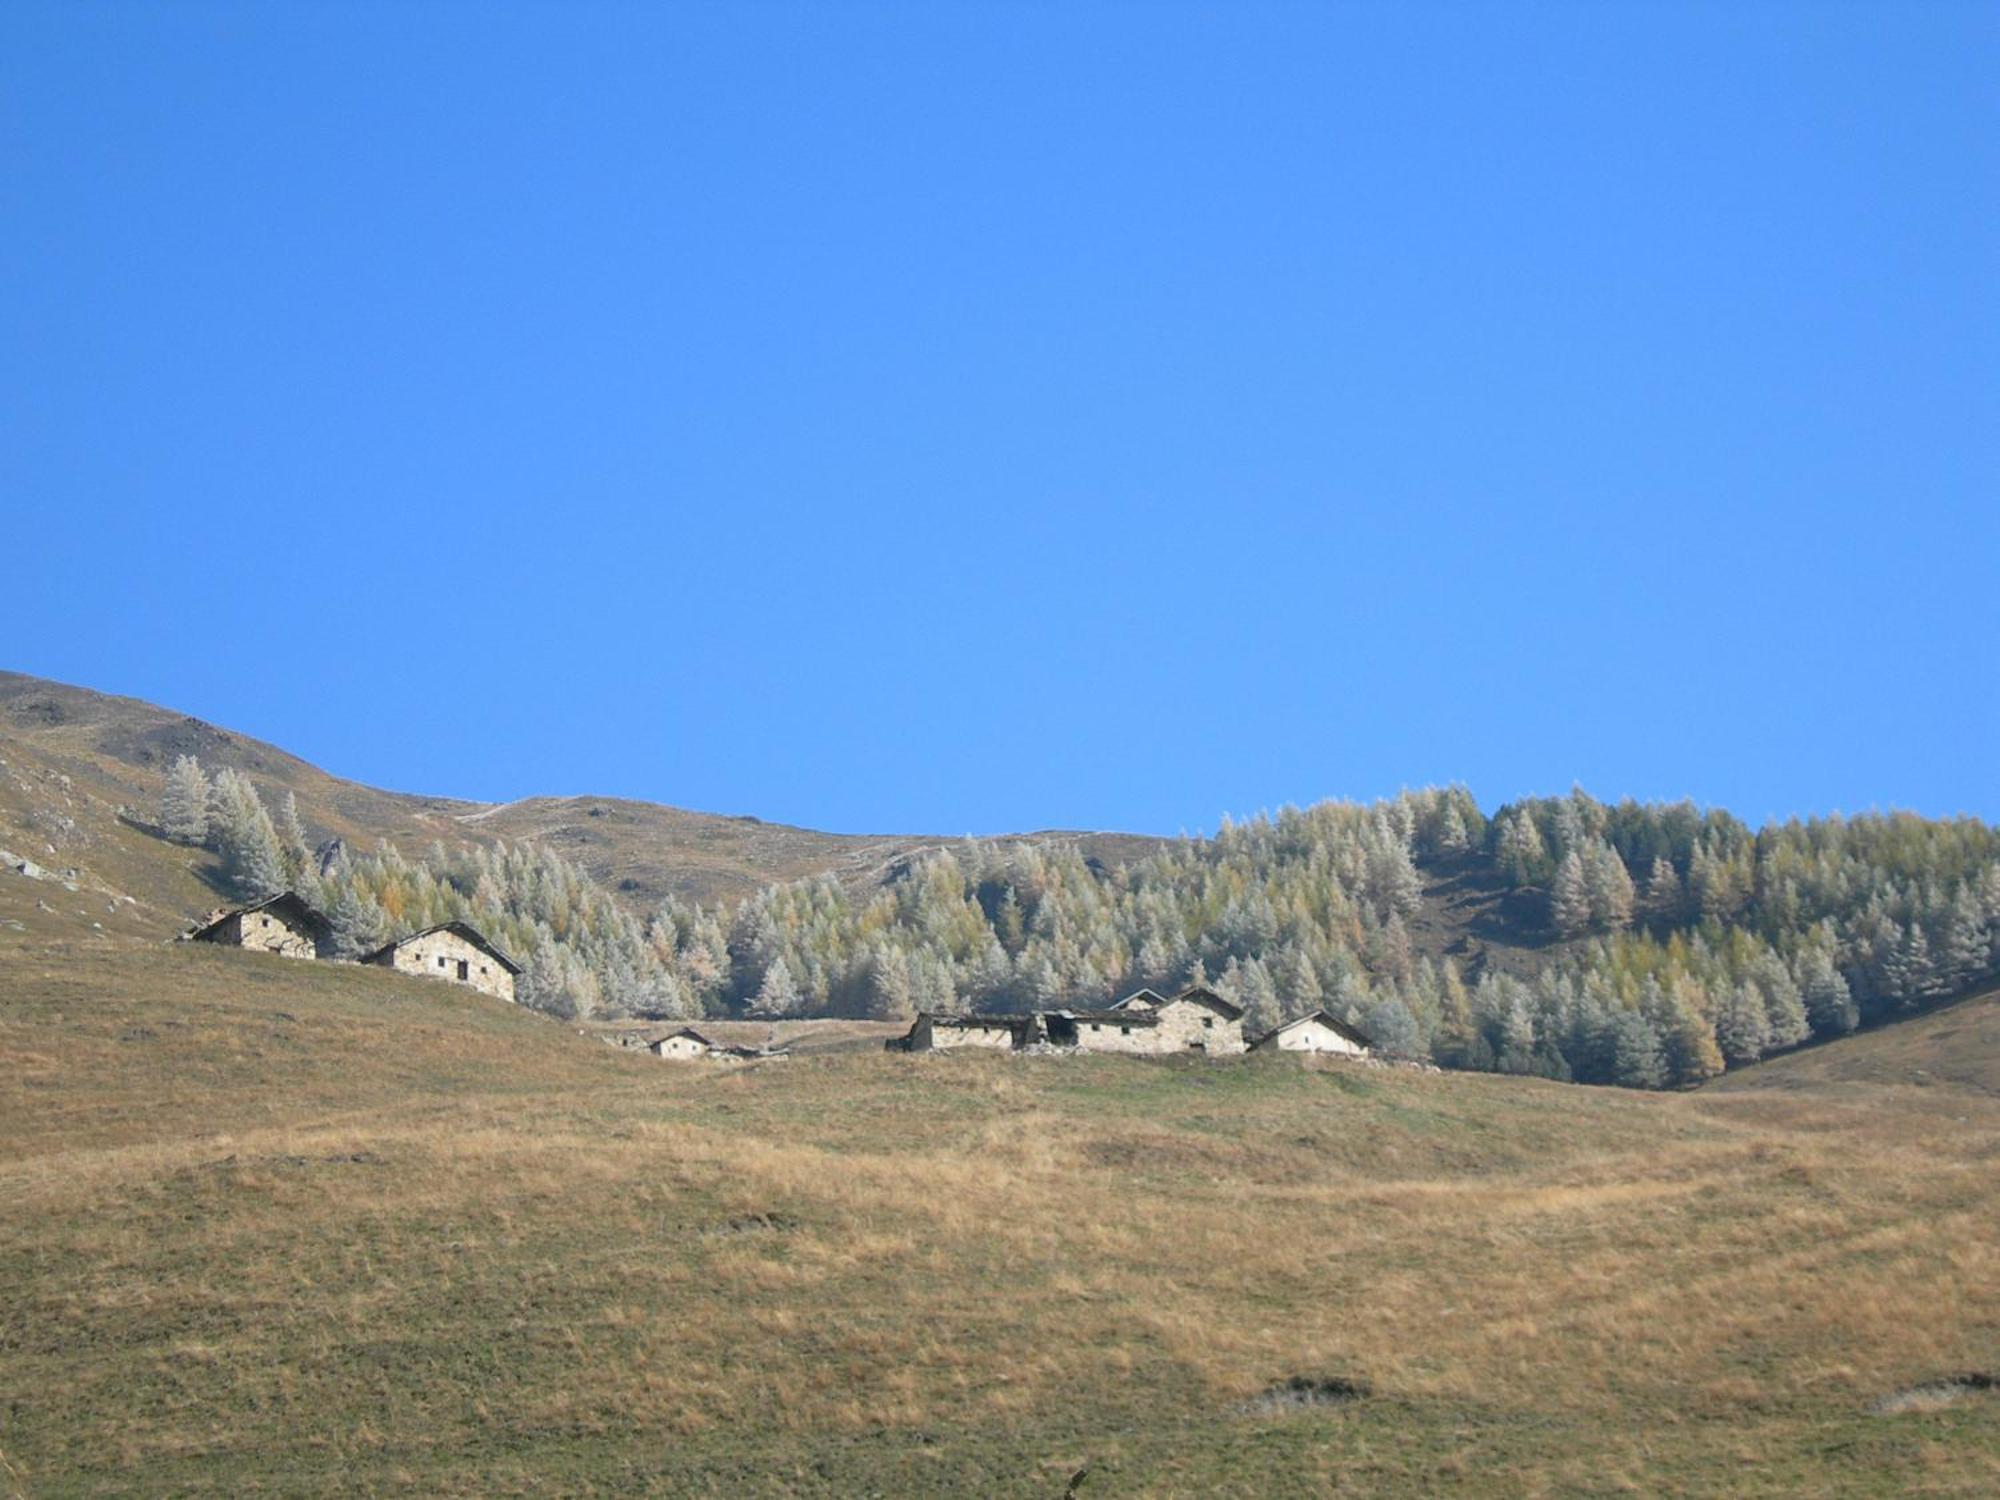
[2,936,1996,1497]
[0,669,1159,921]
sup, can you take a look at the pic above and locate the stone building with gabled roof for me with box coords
[650,1026,715,1060]
[649,1026,787,1062]
[361,921,520,1002]
[892,985,1253,1057]
[1250,1009,1373,1057]
[182,891,330,959]
[1147,986,1248,1053]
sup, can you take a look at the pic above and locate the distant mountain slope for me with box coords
[0,670,1159,927]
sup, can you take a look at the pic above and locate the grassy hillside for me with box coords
[0,670,1158,922]
[3,930,1995,1495]
[1707,984,2000,1098]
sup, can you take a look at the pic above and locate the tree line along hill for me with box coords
[5,670,1997,1091]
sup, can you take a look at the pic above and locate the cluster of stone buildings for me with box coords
[891,985,1374,1058]
[179,899,1372,1064]
[180,891,521,1003]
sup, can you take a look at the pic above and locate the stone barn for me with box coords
[649,1027,714,1060]
[1251,1009,1373,1056]
[1052,986,1247,1055]
[1043,1008,1164,1053]
[361,921,519,1002]
[184,892,330,959]
[897,1013,1045,1052]
[1148,986,1249,1053]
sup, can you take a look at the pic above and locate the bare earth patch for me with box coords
[1873,1372,1997,1415]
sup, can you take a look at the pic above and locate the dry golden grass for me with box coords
[3,935,1997,1495]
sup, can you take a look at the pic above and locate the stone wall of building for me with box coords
[1150,998,1247,1054]
[1067,1000,1245,1055]
[922,1020,1022,1051]
[209,909,316,959]
[377,929,517,1002]
[653,1033,710,1060]
[1065,1016,1169,1054]
[1261,1018,1367,1055]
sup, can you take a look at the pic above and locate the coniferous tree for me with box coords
[325,882,389,959]
[1551,851,1592,938]
[1609,1008,1669,1089]
[1660,981,1725,1085]
[1755,955,1810,1051]
[754,956,803,1015]
[1587,842,1636,930]
[1883,925,1936,1004]
[1800,951,1858,1036]
[1715,982,1771,1066]
[276,792,311,881]
[1220,955,1283,1036]
[1496,811,1546,884]
[1363,996,1421,1058]
[1496,989,1539,1074]
[1939,889,1990,992]
[1436,801,1471,856]
[209,770,287,899]
[863,945,914,1020]
[160,755,212,845]
[1643,856,1683,927]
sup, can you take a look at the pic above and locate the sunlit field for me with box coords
[3,935,1996,1496]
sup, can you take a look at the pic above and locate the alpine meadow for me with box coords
[5,2,1997,1495]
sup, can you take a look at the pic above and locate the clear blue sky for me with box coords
[4,2,1995,835]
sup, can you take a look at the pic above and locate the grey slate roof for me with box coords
[185,890,331,941]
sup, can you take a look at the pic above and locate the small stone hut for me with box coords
[361,921,519,1002]
[649,1027,714,1060]
[650,1027,784,1062]
[1251,1009,1373,1056]
[184,892,330,960]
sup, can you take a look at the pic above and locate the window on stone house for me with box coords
[1202,1017,1214,1029]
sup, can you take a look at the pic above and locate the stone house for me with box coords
[361,921,519,1002]
[896,1013,1046,1052]
[1250,1009,1373,1056]
[894,986,1251,1057]
[1052,986,1247,1055]
[649,1027,714,1060]
[184,892,330,959]
[1148,986,1249,1053]
[650,1027,785,1062]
